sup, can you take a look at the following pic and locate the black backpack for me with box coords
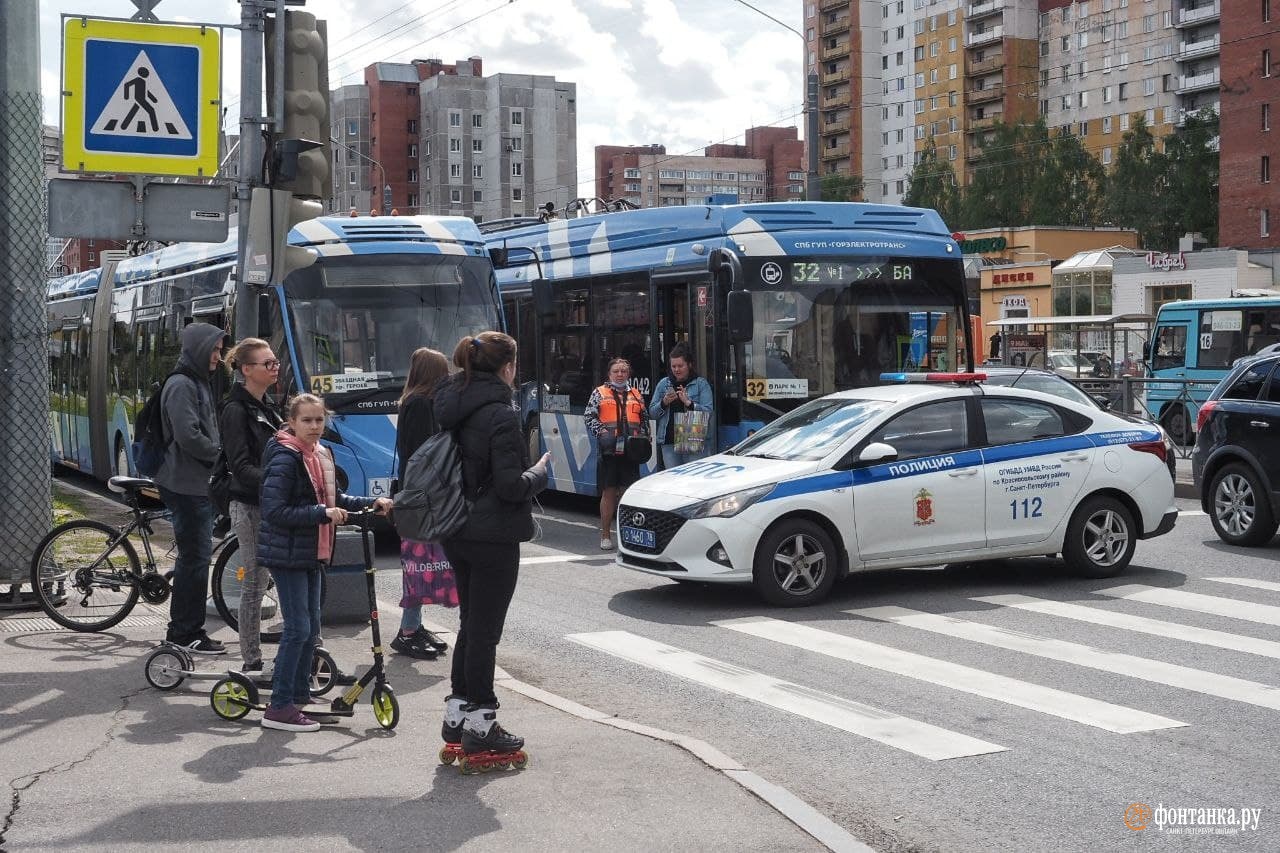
[393,430,469,542]
[131,375,175,477]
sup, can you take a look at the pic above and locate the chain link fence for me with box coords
[0,80,53,586]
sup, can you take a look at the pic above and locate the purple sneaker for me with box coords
[261,704,320,732]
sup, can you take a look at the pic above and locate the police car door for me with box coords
[979,397,1094,548]
[852,398,986,561]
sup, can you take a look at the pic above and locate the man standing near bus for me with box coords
[156,322,229,655]
[650,343,714,470]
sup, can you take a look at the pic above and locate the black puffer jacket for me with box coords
[433,371,547,544]
[220,384,282,504]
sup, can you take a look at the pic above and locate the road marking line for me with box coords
[1207,577,1280,594]
[1095,584,1280,627]
[849,606,1280,712]
[382,607,872,851]
[567,629,1007,761]
[533,512,597,530]
[5,689,61,715]
[975,594,1280,661]
[521,553,611,566]
[1178,509,1206,516]
[716,616,1184,733]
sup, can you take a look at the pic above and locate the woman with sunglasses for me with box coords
[221,337,284,680]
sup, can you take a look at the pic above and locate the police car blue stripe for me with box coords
[759,433,1139,503]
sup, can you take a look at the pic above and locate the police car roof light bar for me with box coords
[880,372,988,384]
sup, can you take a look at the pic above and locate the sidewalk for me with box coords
[0,611,842,852]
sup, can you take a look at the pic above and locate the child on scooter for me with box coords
[257,394,391,732]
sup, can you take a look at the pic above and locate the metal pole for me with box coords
[0,0,52,591]
[807,72,820,201]
[235,0,267,341]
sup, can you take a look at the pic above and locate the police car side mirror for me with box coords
[858,442,899,464]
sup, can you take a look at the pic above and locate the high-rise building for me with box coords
[343,58,577,221]
[594,127,804,208]
[1219,0,1277,248]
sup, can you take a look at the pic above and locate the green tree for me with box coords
[957,120,1034,229]
[820,172,864,202]
[1104,114,1165,247]
[1158,109,1219,247]
[1029,125,1108,227]
[903,139,960,225]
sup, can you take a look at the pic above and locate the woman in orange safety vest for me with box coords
[584,357,649,551]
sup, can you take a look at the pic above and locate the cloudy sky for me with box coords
[39,0,805,195]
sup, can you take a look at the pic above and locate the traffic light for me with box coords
[265,10,331,200]
[243,186,322,285]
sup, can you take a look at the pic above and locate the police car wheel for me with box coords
[752,520,838,607]
[1062,495,1136,579]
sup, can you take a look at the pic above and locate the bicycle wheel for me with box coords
[211,537,283,643]
[30,519,142,632]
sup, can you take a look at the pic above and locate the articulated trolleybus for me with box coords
[486,202,971,495]
[48,215,501,497]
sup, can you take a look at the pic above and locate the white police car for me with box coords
[616,373,1178,606]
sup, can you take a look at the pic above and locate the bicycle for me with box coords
[209,535,325,644]
[30,476,176,631]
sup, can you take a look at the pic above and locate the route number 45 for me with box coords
[1011,497,1043,519]
[310,375,334,394]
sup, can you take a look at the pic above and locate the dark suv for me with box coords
[1192,353,1280,546]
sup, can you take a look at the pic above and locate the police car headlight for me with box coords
[676,484,776,519]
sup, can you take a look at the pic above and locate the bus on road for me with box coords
[47,215,500,497]
[485,201,971,495]
[1146,296,1280,443]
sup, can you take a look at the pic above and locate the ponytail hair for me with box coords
[226,337,269,375]
[452,331,517,385]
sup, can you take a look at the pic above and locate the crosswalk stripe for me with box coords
[975,594,1280,661]
[1207,577,1280,595]
[715,617,1184,733]
[849,606,1280,712]
[567,630,1007,761]
[1095,584,1280,627]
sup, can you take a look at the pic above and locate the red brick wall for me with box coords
[1220,7,1280,248]
[365,67,418,214]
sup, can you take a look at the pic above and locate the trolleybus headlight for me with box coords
[675,484,776,519]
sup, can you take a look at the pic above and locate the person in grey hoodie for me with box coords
[156,322,228,654]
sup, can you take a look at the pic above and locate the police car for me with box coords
[615,373,1178,606]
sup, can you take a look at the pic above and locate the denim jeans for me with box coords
[158,486,213,644]
[268,565,323,709]
[660,444,708,470]
[441,540,519,707]
[229,501,270,667]
[400,605,422,634]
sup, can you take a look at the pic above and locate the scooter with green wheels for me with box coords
[208,510,399,730]
[143,640,339,696]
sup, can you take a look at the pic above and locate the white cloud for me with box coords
[40,0,804,197]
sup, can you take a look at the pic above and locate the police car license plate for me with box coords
[620,526,655,549]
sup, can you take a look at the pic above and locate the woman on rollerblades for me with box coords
[434,332,549,766]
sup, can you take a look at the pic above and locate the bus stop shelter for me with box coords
[984,313,1154,378]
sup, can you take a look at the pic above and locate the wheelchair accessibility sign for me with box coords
[61,17,221,177]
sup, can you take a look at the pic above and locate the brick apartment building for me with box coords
[1219,1,1280,248]
[595,126,804,206]
[330,57,576,220]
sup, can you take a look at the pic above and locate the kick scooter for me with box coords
[207,510,399,730]
[143,641,338,695]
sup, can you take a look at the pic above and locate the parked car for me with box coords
[1192,353,1280,546]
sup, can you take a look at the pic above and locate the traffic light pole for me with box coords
[235,0,268,342]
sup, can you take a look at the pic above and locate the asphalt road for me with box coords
[385,491,1279,853]
[44,475,1279,851]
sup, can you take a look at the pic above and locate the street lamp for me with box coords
[331,136,393,213]
[730,0,820,201]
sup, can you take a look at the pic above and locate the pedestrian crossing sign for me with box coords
[61,17,220,177]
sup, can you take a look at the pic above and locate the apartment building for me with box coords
[804,0,860,188]
[595,144,666,202]
[1219,0,1279,248]
[344,58,576,221]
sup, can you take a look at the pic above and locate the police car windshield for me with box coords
[733,397,889,461]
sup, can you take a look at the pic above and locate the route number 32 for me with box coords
[1010,497,1043,519]
[745,378,767,399]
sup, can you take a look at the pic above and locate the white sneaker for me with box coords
[600,537,614,550]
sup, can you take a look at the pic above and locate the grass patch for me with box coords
[53,494,86,525]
